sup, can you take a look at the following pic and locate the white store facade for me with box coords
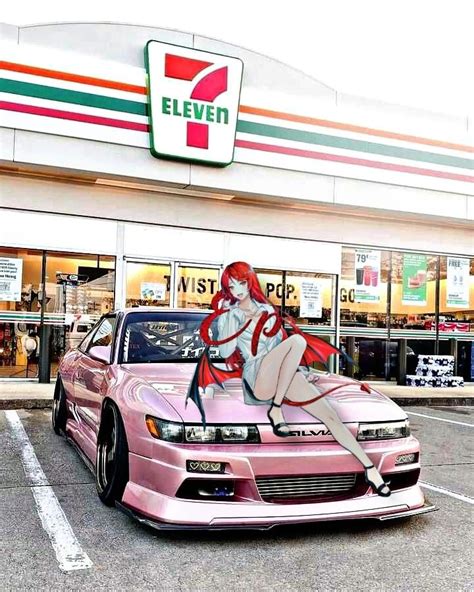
[0,21,472,383]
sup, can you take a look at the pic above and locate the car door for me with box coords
[73,315,116,436]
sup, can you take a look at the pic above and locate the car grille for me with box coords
[256,473,358,502]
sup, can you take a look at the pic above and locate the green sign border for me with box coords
[144,40,244,168]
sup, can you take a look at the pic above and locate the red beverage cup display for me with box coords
[363,265,372,286]
[416,270,427,285]
[371,270,378,287]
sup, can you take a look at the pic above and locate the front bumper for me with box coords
[121,436,435,529]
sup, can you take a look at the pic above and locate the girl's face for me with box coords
[228,277,250,301]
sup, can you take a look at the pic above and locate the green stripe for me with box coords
[0,78,147,116]
[2,76,472,171]
[237,120,474,171]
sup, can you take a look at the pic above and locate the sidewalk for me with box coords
[0,382,55,410]
[369,382,474,407]
[0,380,473,410]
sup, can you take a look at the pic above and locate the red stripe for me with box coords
[235,139,474,183]
[0,100,149,132]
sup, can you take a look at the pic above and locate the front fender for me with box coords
[105,367,183,458]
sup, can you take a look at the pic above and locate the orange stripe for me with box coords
[239,104,474,154]
[2,59,471,153]
[0,60,147,95]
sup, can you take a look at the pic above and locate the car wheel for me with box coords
[96,402,129,506]
[52,378,67,435]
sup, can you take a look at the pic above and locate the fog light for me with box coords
[197,483,234,497]
[395,453,417,465]
[186,460,225,474]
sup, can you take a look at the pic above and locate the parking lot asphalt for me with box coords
[0,407,472,592]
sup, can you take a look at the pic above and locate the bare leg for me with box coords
[251,334,306,430]
[284,372,390,494]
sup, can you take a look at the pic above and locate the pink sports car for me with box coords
[53,308,435,529]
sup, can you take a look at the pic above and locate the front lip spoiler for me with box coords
[377,500,437,520]
[116,499,437,532]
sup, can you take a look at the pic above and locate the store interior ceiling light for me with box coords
[94,178,234,201]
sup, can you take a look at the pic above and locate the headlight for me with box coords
[185,426,217,442]
[357,420,410,441]
[146,416,184,442]
[146,416,260,443]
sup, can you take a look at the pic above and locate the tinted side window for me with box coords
[78,325,99,353]
[87,318,116,352]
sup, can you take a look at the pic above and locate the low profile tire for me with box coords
[52,378,67,435]
[96,402,129,506]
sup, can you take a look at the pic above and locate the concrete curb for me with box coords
[0,398,53,410]
[391,397,473,407]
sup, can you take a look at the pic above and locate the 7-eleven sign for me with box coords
[145,41,243,166]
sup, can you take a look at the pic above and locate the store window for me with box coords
[0,247,43,378]
[340,248,390,329]
[176,265,220,309]
[255,269,284,310]
[339,248,390,380]
[256,268,336,372]
[255,268,336,326]
[390,252,437,331]
[45,252,115,378]
[284,271,335,325]
[439,256,474,382]
[438,256,474,329]
[125,261,171,308]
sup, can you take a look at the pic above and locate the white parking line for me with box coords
[406,411,474,427]
[420,481,474,505]
[5,410,93,572]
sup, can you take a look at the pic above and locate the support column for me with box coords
[397,339,407,385]
[345,336,355,378]
[38,325,51,383]
[114,222,126,309]
[449,339,457,374]
[38,251,50,384]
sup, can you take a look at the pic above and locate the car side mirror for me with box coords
[88,345,111,364]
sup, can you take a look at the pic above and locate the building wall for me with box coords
[0,22,472,230]
[0,175,472,257]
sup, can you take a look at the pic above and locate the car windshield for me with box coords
[120,311,222,363]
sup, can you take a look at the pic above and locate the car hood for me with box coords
[122,363,406,430]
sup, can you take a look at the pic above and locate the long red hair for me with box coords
[200,262,281,370]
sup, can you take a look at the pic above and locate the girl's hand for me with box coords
[230,306,247,322]
[306,372,320,384]
[218,298,232,310]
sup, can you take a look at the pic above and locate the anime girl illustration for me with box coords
[187,261,390,497]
